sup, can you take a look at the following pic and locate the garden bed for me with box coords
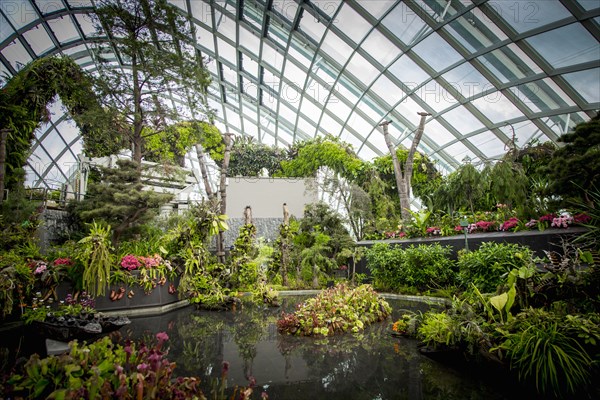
[355,227,588,275]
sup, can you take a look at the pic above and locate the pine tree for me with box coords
[72,159,173,244]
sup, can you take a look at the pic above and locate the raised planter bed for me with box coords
[355,227,588,276]
[93,274,181,312]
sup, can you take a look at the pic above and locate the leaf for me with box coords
[490,292,508,312]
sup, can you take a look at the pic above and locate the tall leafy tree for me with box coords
[546,115,600,206]
[91,0,212,164]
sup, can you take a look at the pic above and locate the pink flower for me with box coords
[426,227,441,235]
[500,217,519,231]
[34,263,47,275]
[120,254,140,271]
[551,216,573,228]
[539,213,557,222]
[525,219,538,229]
[53,258,72,266]
[156,332,169,342]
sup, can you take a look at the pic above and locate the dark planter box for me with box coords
[55,274,181,312]
[355,227,588,276]
[94,274,181,312]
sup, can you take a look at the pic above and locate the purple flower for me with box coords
[137,363,149,372]
[156,332,169,342]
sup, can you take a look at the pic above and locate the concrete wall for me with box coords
[226,177,317,219]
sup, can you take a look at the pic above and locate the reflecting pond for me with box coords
[112,296,521,400]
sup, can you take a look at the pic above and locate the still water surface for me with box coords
[114,296,519,400]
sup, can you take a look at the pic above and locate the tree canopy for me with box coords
[91,0,212,164]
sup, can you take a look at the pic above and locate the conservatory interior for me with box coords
[0,0,599,399]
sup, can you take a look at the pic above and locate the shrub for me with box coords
[366,243,456,292]
[457,242,533,293]
[277,283,391,336]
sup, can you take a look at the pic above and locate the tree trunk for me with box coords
[131,53,144,168]
[0,129,9,205]
[312,263,319,288]
[380,113,430,221]
[380,120,409,220]
[216,133,233,264]
[195,143,214,200]
[405,112,430,198]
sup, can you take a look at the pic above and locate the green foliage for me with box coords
[0,56,113,190]
[2,334,205,399]
[279,135,364,181]
[277,283,391,336]
[497,308,594,397]
[484,160,528,210]
[91,0,212,162]
[546,115,600,206]
[71,159,173,244]
[429,163,484,214]
[296,202,355,266]
[457,242,534,293]
[230,224,259,289]
[417,312,460,349]
[0,192,41,253]
[371,148,441,202]
[300,231,335,288]
[76,222,114,298]
[0,250,34,318]
[365,243,456,292]
[229,136,288,176]
[145,121,222,166]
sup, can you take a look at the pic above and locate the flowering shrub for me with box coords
[384,230,406,239]
[33,262,47,275]
[552,215,573,228]
[469,220,496,233]
[139,254,162,268]
[52,257,72,266]
[525,219,538,229]
[426,226,441,236]
[573,213,591,224]
[120,254,141,271]
[499,217,519,232]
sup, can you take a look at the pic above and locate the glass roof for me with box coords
[1,0,598,190]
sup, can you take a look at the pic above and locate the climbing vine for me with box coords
[0,56,114,189]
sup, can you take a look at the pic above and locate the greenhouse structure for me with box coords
[0,1,599,399]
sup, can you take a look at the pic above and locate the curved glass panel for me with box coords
[0,0,596,190]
